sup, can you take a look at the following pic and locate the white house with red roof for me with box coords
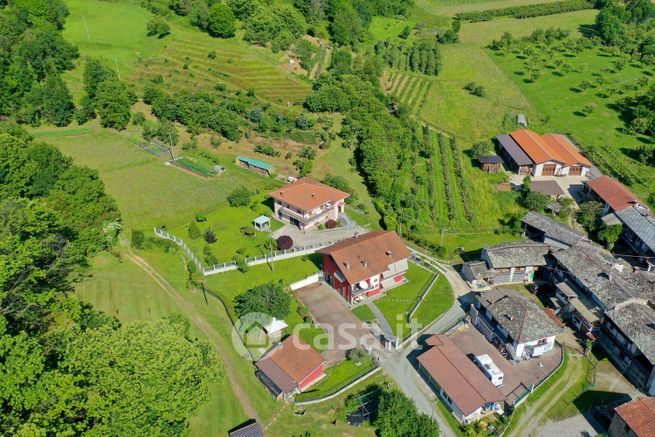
[269,178,349,230]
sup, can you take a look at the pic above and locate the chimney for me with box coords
[344,261,351,270]
[361,259,368,267]
[386,250,393,258]
[612,262,624,273]
[280,190,284,196]
[311,193,316,198]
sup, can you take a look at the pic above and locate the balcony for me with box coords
[278,202,333,224]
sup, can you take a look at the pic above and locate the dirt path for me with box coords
[123,250,259,420]
[509,355,584,437]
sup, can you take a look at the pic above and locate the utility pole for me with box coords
[440,228,446,247]
[168,132,175,162]
[269,239,274,272]
[83,16,90,41]
[114,58,121,80]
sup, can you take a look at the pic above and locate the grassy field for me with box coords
[492,43,655,199]
[62,0,311,104]
[41,125,280,231]
[73,251,249,436]
[419,10,598,142]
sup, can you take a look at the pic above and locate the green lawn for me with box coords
[169,198,282,264]
[492,43,655,199]
[204,254,322,318]
[352,305,377,322]
[374,263,451,339]
[413,275,455,327]
[295,356,377,402]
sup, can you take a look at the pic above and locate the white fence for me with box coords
[289,272,323,291]
[154,228,344,276]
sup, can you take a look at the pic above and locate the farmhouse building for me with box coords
[470,288,564,361]
[236,156,275,176]
[417,335,505,424]
[614,206,655,260]
[268,178,349,230]
[229,421,264,437]
[497,130,591,177]
[585,176,644,215]
[318,231,411,304]
[609,397,655,437]
[522,211,584,249]
[461,242,549,288]
[478,155,503,174]
[256,335,326,399]
[601,302,655,397]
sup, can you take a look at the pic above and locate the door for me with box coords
[569,166,583,176]
[541,164,556,176]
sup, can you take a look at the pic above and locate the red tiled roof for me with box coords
[541,134,592,166]
[264,335,325,384]
[586,176,640,212]
[510,130,591,167]
[318,231,411,284]
[418,335,505,416]
[615,397,655,437]
[269,178,349,212]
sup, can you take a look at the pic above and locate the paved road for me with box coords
[366,248,471,437]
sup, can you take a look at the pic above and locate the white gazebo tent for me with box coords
[253,215,271,231]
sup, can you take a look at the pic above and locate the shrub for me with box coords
[436,246,448,258]
[147,17,171,38]
[131,230,145,249]
[347,347,367,363]
[203,245,218,265]
[195,213,207,222]
[210,136,221,148]
[132,112,146,125]
[208,50,217,59]
[277,235,293,250]
[254,144,281,157]
[203,228,217,243]
[227,186,252,207]
[325,219,338,229]
[233,254,249,273]
[188,222,201,239]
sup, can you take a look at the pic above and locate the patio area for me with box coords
[451,325,563,406]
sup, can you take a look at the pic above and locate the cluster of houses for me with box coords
[461,211,655,402]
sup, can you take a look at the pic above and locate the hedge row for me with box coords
[455,0,595,22]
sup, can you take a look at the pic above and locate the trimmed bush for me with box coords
[131,230,145,249]
[325,219,338,229]
[188,222,201,239]
[195,213,207,222]
[203,228,217,243]
[277,235,293,250]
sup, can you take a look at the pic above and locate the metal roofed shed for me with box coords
[236,156,275,176]
[517,113,527,127]
[253,215,271,231]
[496,134,533,175]
[522,211,585,248]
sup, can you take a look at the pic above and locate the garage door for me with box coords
[542,164,556,176]
[569,166,583,176]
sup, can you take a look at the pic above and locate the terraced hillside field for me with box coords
[63,0,311,104]
[382,70,433,114]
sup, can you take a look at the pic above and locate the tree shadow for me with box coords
[570,87,582,93]
[578,24,596,38]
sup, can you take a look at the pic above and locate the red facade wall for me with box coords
[322,254,352,302]
[299,363,325,390]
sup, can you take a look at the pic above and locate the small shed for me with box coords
[228,420,264,437]
[263,318,288,340]
[253,215,271,231]
[478,155,503,174]
[517,113,528,127]
[531,180,566,198]
[236,156,275,176]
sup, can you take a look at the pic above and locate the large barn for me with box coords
[496,130,591,177]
